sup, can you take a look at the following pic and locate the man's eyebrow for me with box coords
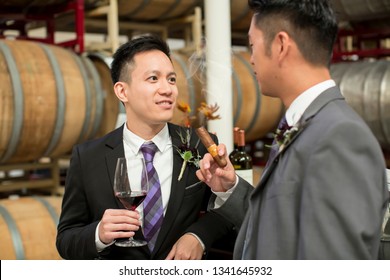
[145,70,177,76]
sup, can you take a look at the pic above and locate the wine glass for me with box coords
[113,157,149,247]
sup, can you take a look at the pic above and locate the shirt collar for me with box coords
[123,123,171,156]
[285,79,336,126]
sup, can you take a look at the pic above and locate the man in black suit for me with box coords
[56,35,250,260]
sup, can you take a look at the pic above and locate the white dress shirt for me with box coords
[122,123,173,218]
[285,80,336,126]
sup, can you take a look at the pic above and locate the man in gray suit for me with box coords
[197,0,389,259]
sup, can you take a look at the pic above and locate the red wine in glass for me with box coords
[113,157,149,247]
[115,191,147,211]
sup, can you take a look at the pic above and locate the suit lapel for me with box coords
[104,125,126,210]
[259,120,311,185]
[255,87,345,191]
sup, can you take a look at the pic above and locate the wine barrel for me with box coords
[0,40,106,164]
[0,0,102,10]
[86,52,121,137]
[117,0,200,21]
[0,196,62,260]
[0,0,68,8]
[230,0,253,32]
[231,52,283,141]
[330,60,390,148]
[330,0,390,22]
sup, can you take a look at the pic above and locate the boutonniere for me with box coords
[175,101,221,181]
[274,123,299,153]
[272,117,311,153]
[175,129,201,181]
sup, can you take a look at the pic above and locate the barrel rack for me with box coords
[333,26,390,62]
[79,0,203,55]
[0,158,67,198]
[0,0,85,53]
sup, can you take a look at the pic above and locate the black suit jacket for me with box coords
[56,123,235,259]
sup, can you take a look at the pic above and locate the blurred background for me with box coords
[0,0,389,259]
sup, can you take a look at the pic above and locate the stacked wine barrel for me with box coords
[331,60,390,149]
[0,40,119,164]
[0,196,63,260]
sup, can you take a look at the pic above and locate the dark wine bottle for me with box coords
[231,129,253,185]
[229,127,240,162]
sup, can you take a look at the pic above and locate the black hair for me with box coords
[110,34,171,84]
[248,0,338,66]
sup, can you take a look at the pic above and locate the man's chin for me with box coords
[155,116,173,125]
[162,114,174,123]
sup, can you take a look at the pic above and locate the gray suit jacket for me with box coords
[225,87,389,259]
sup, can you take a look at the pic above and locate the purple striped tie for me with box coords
[140,142,164,252]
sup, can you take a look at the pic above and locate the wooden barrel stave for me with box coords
[43,43,87,158]
[0,43,18,161]
[381,63,390,148]
[87,52,121,138]
[363,61,388,146]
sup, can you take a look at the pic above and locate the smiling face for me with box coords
[114,50,178,135]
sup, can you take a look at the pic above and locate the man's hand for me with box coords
[165,234,204,260]
[98,209,141,244]
[196,143,237,192]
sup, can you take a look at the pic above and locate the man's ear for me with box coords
[114,82,128,102]
[274,31,292,64]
